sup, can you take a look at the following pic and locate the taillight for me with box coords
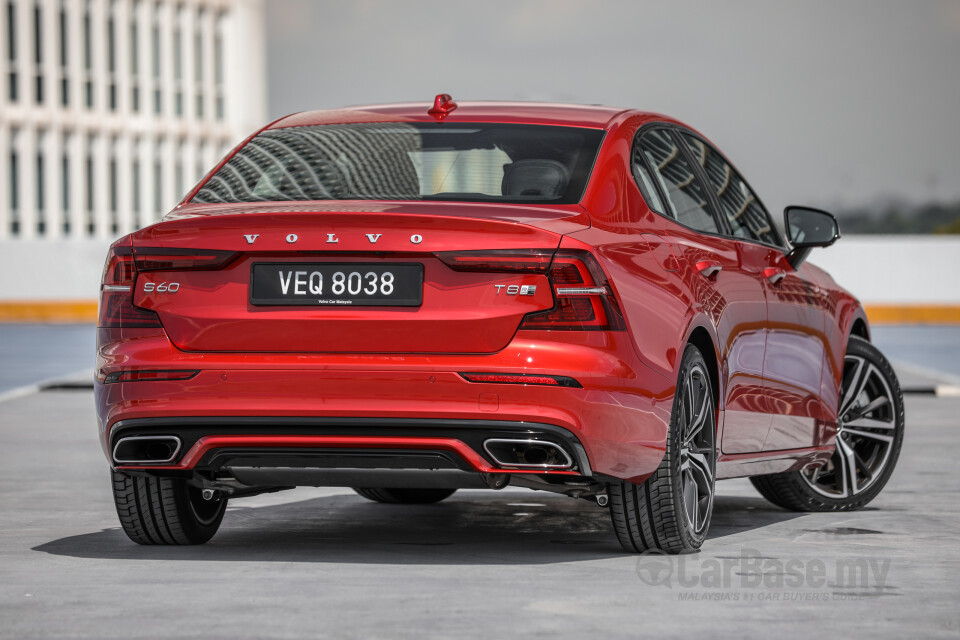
[98,244,162,328]
[436,249,554,274]
[520,251,626,331]
[98,243,238,329]
[436,248,626,332]
[132,247,237,272]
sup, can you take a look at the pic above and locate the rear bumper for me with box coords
[107,418,604,498]
[96,332,675,483]
[108,418,590,484]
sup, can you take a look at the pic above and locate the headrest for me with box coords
[501,159,570,198]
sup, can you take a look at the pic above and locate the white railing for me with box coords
[810,236,960,304]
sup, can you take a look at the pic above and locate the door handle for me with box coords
[763,267,786,285]
[696,260,723,279]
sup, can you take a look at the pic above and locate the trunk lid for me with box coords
[130,202,589,353]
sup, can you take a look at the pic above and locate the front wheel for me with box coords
[112,471,227,545]
[608,344,717,553]
[751,335,905,511]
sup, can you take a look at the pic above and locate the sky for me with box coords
[265,0,960,214]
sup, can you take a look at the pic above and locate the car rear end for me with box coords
[96,115,673,534]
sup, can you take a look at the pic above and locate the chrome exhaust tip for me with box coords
[113,436,182,464]
[482,439,574,469]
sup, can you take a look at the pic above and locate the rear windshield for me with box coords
[191,123,604,205]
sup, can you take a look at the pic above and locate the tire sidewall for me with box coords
[668,344,717,550]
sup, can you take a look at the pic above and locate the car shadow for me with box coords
[33,492,803,564]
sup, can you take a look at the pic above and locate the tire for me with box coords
[112,471,227,545]
[750,335,905,511]
[352,488,457,504]
[608,344,717,554]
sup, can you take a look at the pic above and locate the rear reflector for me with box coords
[103,370,199,383]
[459,372,582,388]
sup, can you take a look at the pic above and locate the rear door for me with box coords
[633,127,771,454]
[678,132,828,451]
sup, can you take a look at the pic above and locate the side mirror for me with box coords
[783,206,840,269]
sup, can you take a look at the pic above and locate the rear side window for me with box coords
[680,132,781,247]
[631,145,666,214]
[191,123,604,205]
[635,129,719,234]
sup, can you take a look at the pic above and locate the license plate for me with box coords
[250,263,423,306]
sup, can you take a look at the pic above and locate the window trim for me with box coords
[631,121,787,252]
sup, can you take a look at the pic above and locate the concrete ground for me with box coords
[0,324,94,398]
[871,325,960,382]
[1,327,959,638]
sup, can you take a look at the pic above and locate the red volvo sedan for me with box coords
[97,96,904,553]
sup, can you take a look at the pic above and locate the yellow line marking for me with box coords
[1,301,958,324]
[864,305,960,325]
[0,301,99,322]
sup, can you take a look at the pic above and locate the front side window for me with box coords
[635,128,718,233]
[192,123,604,205]
[680,132,781,247]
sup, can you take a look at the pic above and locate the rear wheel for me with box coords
[112,471,226,545]
[750,335,905,511]
[353,488,457,504]
[608,344,717,553]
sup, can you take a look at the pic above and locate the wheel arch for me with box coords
[830,289,871,346]
[684,322,721,412]
[850,314,870,342]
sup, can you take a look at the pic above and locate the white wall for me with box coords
[0,235,957,304]
[809,236,960,304]
[0,239,114,299]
